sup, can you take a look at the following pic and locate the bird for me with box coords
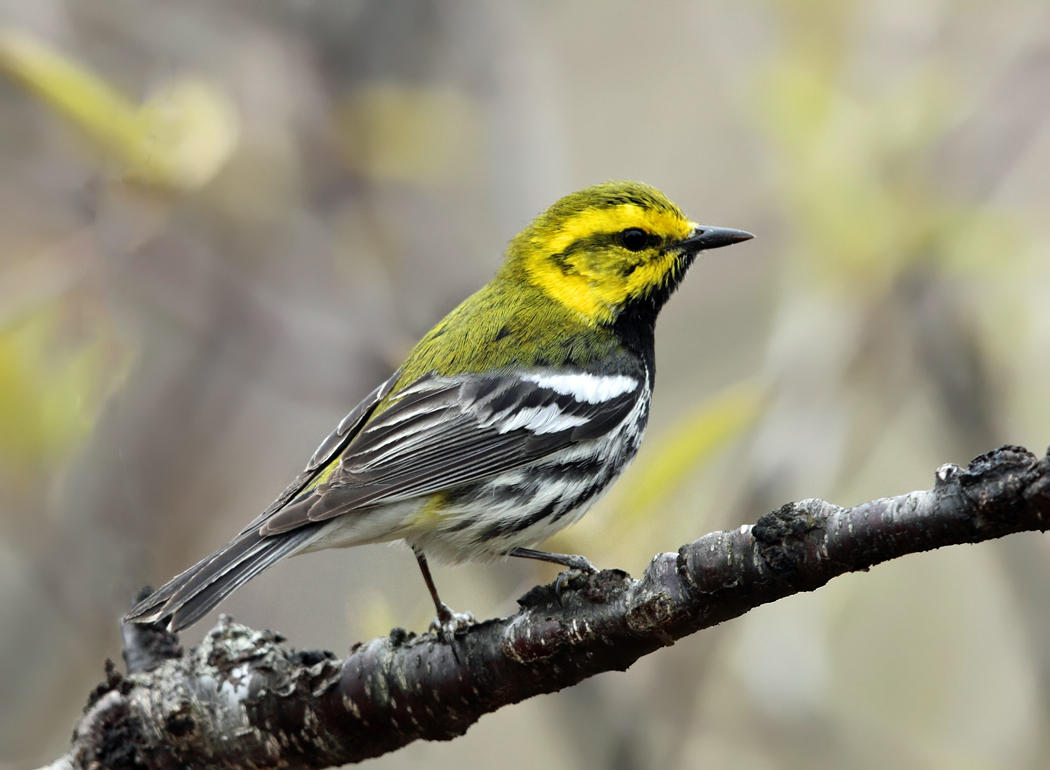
[124,181,752,635]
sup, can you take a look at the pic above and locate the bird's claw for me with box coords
[429,603,476,645]
[553,559,599,604]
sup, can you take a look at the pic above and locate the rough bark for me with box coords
[53,444,1050,769]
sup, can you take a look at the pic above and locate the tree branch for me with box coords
[56,444,1050,769]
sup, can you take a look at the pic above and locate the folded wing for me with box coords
[260,369,641,534]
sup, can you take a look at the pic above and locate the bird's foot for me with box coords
[556,553,599,573]
[504,546,600,604]
[553,556,599,603]
[429,602,476,646]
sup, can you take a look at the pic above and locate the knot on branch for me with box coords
[74,662,144,770]
[752,500,843,584]
[936,445,1049,532]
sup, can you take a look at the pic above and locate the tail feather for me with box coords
[123,524,322,632]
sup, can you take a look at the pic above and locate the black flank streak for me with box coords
[472,480,541,511]
[478,498,562,540]
[508,499,564,534]
[550,479,609,523]
[541,457,606,479]
[444,517,476,533]
[493,325,512,342]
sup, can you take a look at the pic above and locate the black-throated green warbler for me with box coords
[125,181,752,634]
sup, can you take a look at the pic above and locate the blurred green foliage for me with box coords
[0,308,126,488]
[757,46,1028,296]
[335,83,482,186]
[614,381,764,516]
[0,28,238,190]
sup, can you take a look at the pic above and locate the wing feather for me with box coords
[259,370,641,535]
[232,370,400,537]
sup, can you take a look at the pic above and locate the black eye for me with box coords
[619,227,650,252]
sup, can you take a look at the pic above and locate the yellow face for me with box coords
[511,182,698,324]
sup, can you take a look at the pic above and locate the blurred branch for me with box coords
[0,29,238,190]
[53,444,1050,769]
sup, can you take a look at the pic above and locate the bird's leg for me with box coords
[413,547,474,642]
[506,546,599,602]
[506,546,598,573]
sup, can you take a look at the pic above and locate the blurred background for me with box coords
[1,1,1048,767]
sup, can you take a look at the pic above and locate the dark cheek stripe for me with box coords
[551,233,621,268]
[550,237,674,288]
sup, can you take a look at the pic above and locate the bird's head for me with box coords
[507,181,752,325]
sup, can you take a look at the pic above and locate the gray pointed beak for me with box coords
[679,224,754,252]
